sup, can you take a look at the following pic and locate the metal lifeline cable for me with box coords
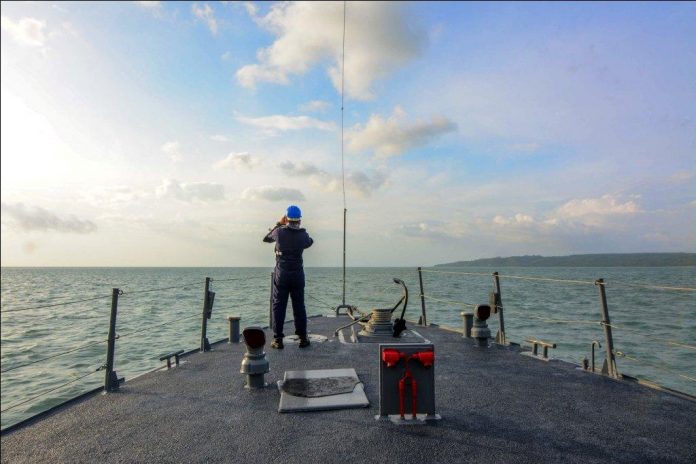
[666,340,696,351]
[497,274,597,285]
[116,313,200,339]
[522,313,601,325]
[422,268,696,292]
[419,269,494,278]
[603,322,696,351]
[614,351,696,383]
[211,276,267,283]
[604,281,696,292]
[0,368,102,414]
[0,295,111,314]
[0,338,109,374]
[421,294,479,309]
[306,292,336,310]
[122,281,206,296]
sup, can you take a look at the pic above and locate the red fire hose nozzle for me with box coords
[382,348,403,368]
[410,350,434,368]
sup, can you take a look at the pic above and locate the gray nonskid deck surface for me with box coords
[2,315,695,463]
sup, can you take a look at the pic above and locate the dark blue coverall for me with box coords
[263,224,313,340]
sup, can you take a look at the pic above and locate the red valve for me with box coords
[382,349,402,368]
[410,350,434,368]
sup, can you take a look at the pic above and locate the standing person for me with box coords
[263,205,313,349]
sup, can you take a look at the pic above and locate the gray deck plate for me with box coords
[2,315,695,464]
[278,368,369,412]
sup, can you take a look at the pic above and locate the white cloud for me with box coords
[243,2,258,17]
[345,170,387,196]
[161,141,183,163]
[236,114,336,133]
[192,3,218,35]
[237,2,426,100]
[492,213,536,226]
[135,1,161,9]
[399,221,463,241]
[48,21,79,40]
[488,194,642,233]
[299,100,330,113]
[156,179,225,202]
[237,64,288,88]
[1,16,46,47]
[213,152,260,170]
[210,134,230,142]
[555,194,640,219]
[493,213,536,225]
[279,160,324,177]
[221,51,232,61]
[670,171,695,183]
[84,186,148,208]
[346,106,457,157]
[1,202,97,233]
[507,142,540,153]
[241,186,305,202]
[278,161,386,196]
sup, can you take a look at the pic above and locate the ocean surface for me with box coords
[1,266,694,429]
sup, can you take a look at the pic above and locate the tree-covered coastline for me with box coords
[436,253,696,267]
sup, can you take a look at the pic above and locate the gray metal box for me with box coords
[378,343,438,421]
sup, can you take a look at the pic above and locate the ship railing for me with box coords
[0,274,269,431]
[417,266,696,395]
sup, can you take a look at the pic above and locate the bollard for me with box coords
[460,312,473,338]
[228,316,241,343]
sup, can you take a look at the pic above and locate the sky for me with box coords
[1,1,694,267]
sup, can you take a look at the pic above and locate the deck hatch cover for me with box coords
[277,368,369,412]
[280,376,359,397]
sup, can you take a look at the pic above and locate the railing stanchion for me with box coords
[200,277,211,352]
[492,272,506,344]
[418,267,427,325]
[104,288,120,392]
[596,278,619,378]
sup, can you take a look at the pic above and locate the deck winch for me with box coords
[335,278,410,339]
[359,307,397,336]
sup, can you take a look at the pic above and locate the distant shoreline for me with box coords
[436,253,696,267]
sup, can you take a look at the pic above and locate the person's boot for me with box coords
[298,336,310,348]
[271,338,284,349]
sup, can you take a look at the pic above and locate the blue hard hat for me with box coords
[286,205,302,221]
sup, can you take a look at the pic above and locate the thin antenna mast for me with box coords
[337,0,350,315]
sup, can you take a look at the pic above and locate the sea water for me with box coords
[1,266,694,429]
